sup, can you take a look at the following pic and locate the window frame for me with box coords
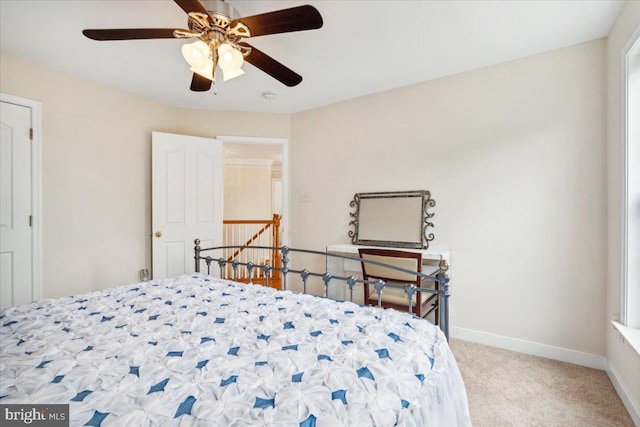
[617,26,640,354]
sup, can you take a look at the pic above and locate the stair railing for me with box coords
[222,214,282,282]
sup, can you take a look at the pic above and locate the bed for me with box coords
[0,244,471,426]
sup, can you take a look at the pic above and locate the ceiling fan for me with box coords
[83,0,323,93]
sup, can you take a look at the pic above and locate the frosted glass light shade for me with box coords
[181,40,209,69]
[190,58,214,80]
[222,68,245,81]
[217,43,244,72]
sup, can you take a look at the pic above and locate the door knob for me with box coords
[155,230,163,238]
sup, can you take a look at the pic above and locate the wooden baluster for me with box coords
[273,214,282,289]
[220,215,283,288]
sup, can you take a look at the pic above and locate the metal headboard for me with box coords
[194,239,451,340]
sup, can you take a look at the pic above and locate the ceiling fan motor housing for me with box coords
[189,0,248,46]
[201,0,240,21]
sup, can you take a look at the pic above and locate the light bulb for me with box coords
[181,40,209,69]
[217,43,244,72]
[222,50,233,62]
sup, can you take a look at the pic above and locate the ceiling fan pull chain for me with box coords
[212,46,218,95]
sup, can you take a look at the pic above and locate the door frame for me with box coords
[217,135,289,245]
[1,93,42,301]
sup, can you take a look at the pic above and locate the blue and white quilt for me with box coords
[0,274,471,426]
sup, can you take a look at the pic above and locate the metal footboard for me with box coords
[194,240,451,340]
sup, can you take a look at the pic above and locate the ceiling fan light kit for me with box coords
[83,0,323,94]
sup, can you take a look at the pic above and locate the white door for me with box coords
[152,132,223,279]
[0,101,32,310]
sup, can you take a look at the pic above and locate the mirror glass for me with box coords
[349,190,435,249]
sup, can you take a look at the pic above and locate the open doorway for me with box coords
[218,136,287,236]
[217,136,288,287]
[222,142,283,221]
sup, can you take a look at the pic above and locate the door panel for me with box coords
[0,253,13,307]
[197,153,215,222]
[152,132,223,280]
[166,148,185,223]
[166,241,185,278]
[0,101,32,310]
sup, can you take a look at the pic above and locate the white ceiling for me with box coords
[0,0,624,115]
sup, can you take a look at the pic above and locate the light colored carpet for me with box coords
[449,339,634,427]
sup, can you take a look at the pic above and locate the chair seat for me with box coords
[368,282,437,307]
[369,287,416,306]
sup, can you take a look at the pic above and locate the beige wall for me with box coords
[0,54,290,299]
[1,55,177,298]
[223,163,273,220]
[291,39,607,355]
[175,108,290,140]
[606,0,640,417]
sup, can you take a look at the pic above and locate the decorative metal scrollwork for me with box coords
[422,191,436,248]
[347,193,361,244]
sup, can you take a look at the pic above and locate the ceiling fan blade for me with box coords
[83,29,178,41]
[230,5,323,38]
[239,42,302,87]
[174,0,210,16]
[190,73,212,92]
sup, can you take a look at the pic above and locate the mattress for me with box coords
[0,274,471,426]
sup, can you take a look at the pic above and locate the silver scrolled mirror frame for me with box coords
[348,190,435,249]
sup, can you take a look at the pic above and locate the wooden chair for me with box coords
[358,248,439,324]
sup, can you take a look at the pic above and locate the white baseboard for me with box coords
[450,326,608,370]
[607,364,640,426]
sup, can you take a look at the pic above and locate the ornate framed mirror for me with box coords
[349,190,435,249]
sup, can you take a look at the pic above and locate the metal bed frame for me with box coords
[194,239,452,340]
